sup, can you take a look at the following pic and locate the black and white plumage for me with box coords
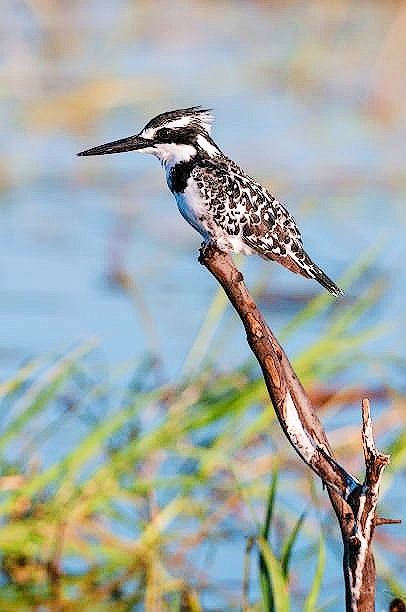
[78,107,343,296]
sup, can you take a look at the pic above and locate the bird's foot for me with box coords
[199,241,219,262]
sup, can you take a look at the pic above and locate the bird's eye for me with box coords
[157,127,171,138]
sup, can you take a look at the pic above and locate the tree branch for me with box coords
[199,243,396,612]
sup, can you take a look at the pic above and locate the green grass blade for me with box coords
[0,339,99,452]
[0,388,160,516]
[181,285,229,378]
[258,464,279,611]
[385,426,406,472]
[0,358,43,399]
[280,243,386,340]
[280,511,306,578]
[257,536,290,612]
[326,278,386,338]
[303,532,326,612]
[263,462,279,541]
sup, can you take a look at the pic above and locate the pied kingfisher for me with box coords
[78,107,343,296]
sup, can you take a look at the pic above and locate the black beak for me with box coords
[77,134,151,156]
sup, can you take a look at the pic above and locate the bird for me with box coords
[78,106,343,296]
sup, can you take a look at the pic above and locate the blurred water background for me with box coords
[1,0,405,381]
[1,1,406,609]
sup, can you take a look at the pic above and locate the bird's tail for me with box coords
[302,252,344,297]
[249,238,344,297]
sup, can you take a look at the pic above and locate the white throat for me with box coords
[152,143,197,168]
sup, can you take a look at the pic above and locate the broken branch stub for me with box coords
[199,244,396,612]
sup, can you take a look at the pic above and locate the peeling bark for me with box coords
[199,244,396,611]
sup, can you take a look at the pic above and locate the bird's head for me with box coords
[77,107,221,167]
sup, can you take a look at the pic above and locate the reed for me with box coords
[0,258,403,610]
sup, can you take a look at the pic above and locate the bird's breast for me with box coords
[173,177,210,240]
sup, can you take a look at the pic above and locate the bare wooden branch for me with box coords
[345,399,391,609]
[374,517,402,526]
[199,244,397,612]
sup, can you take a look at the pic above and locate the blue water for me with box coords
[0,1,405,609]
[1,1,406,381]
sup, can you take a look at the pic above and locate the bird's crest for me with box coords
[140,107,214,139]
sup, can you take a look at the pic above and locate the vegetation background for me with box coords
[0,0,405,610]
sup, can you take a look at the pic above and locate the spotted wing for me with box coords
[192,157,343,296]
[193,157,305,269]
[228,167,309,276]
